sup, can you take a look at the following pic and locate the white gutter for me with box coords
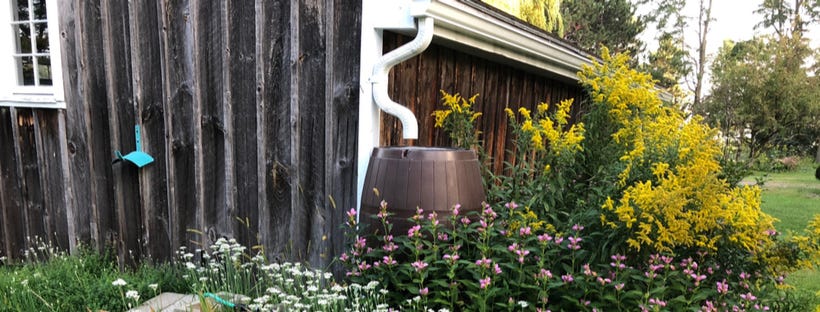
[370,16,434,140]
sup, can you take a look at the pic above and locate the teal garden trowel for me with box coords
[113,125,154,168]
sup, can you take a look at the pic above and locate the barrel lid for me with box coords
[371,146,477,161]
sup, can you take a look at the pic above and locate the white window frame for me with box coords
[0,0,64,109]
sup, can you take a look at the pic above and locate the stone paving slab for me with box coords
[128,292,204,312]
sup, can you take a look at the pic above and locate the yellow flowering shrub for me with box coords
[498,99,585,217]
[582,48,777,257]
[505,99,584,164]
[432,91,482,149]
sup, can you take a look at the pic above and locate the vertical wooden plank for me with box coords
[0,108,26,259]
[101,0,142,266]
[380,32,396,146]
[226,0,258,249]
[481,62,500,174]
[129,0,171,261]
[0,120,6,258]
[453,51,473,97]
[437,45,456,93]
[58,0,93,251]
[433,45,456,147]
[195,0,230,248]
[325,0,361,270]
[34,110,70,251]
[193,1,230,249]
[77,0,117,251]
[542,80,554,107]
[15,109,46,247]
[417,45,439,146]
[257,0,292,261]
[159,0,199,253]
[295,0,327,265]
[505,72,525,168]
[380,33,401,147]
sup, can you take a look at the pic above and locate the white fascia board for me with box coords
[412,0,593,81]
[0,99,66,109]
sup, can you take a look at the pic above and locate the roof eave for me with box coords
[411,0,595,82]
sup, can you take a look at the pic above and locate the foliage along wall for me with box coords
[0,0,361,268]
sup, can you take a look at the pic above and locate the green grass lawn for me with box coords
[745,162,820,297]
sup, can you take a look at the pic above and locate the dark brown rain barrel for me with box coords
[360,147,486,237]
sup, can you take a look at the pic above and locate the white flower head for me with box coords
[112,278,127,286]
[126,290,140,301]
[148,283,159,291]
[518,301,529,308]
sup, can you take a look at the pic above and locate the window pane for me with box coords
[15,0,29,21]
[16,56,34,86]
[35,22,48,52]
[33,0,45,20]
[37,56,51,85]
[12,24,32,54]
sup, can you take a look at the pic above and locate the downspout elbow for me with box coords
[371,16,434,140]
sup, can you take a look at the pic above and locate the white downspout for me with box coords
[370,16,434,139]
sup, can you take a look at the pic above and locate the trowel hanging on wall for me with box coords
[113,125,154,168]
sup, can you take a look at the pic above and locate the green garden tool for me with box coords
[113,125,154,168]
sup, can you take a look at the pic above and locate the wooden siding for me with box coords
[0,0,362,268]
[0,2,587,267]
[381,32,586,175]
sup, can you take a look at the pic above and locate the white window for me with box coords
[0,0,64,109]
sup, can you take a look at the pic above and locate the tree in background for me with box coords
[756,0,820,162]
[560,0,646,57]
[702,0,819,162]
[704,36,819,162]
[484,0,565,36]
[691,0,714,114]
[644,33,690,107]
[755,0,820,39]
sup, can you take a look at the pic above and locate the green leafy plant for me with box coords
[432,91,482,150]
[342,198,792,311]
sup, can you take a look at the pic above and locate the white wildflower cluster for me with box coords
[125,290,140,301]
[176,238,394,311]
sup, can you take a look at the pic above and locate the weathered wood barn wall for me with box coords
[0,0,362,267]
[0,0,587,267]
